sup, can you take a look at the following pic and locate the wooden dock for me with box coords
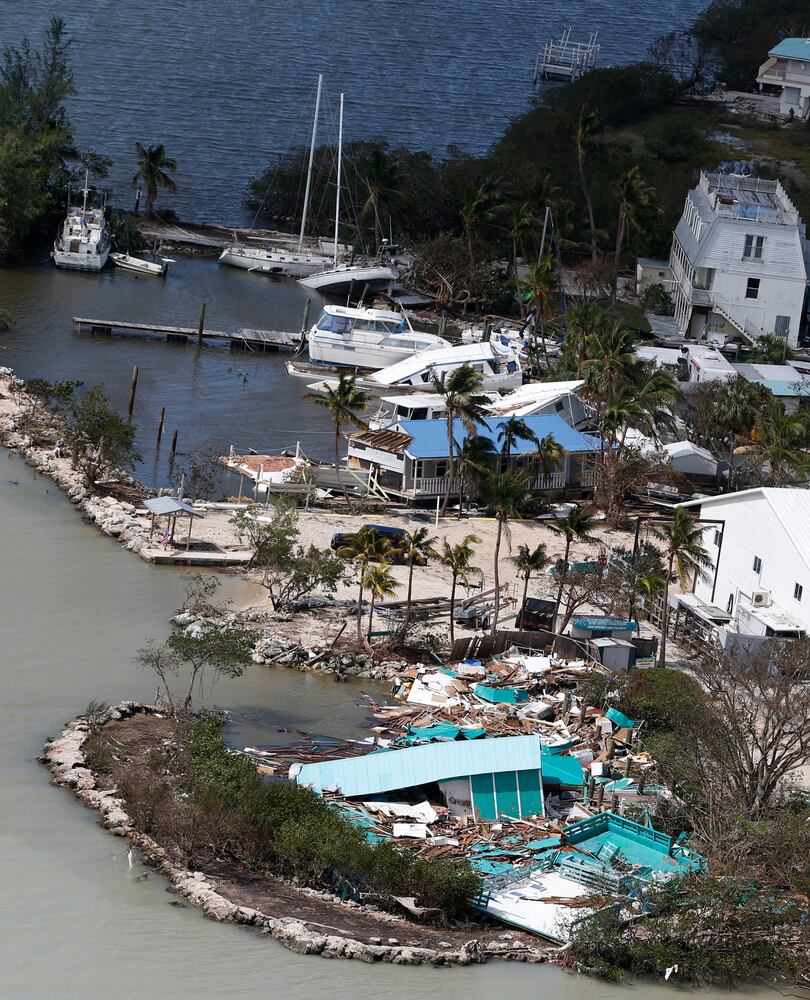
[73,316,302,352]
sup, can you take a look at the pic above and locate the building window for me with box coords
[714,530,721,547]
[743,234,764,260]
[775,315,791,338]
[745,277,760,300]
[554,400,564,412]
[753,555,762,574]
[795,583,803,602]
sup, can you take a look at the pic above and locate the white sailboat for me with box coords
[298,93,400,296]
[219,75,334,278]
[52,170,110,271]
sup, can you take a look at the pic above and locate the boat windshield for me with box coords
[315,310,352,334]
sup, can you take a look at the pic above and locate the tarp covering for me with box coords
[403,723,487,744]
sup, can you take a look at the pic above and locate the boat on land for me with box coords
[219,74,335,278]
[110,252,170,276]
[307,304,449,369]
[52,170,110,271]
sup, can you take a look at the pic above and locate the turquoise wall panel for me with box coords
[494,770,520,820]
[517,768,544,817]
[470,772,497,820]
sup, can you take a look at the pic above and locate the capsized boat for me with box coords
[307,304,449,369]
[298,259,400,296]
[52,170,110,271]
[110,252,170,276]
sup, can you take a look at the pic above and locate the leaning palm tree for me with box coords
[363,562,400,642]
[511,543,550,627]
[304,373,369,500]
[479,472,530,636]
[132,142,177,214]
[652,509,711,668]
[572,105,600,260]
[497,415,541,465]
[547,506,599,630]
[460,180,499,267]
[612,166,657,302]
[440,534,481,642]
[399,527,437,626]
[431,363,489,516]
[524,255,559,371]
[339,527,392,642]
[502,201,537,279]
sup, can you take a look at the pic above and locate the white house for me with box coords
[669,172,809,347]
[757,37,810,120]
[677,488,810,644]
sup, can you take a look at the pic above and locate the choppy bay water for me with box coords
[0,0,706,223]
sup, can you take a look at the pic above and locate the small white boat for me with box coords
[52,170,110,272]
[307,304,449,369]
[298,260,400,296]
[110,252,169,276]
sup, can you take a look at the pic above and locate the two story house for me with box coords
[757,37,810,120]
[669,172,809,347]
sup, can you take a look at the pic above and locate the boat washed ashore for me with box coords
[52,170,110,271]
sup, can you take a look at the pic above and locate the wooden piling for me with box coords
[197,303,206,343]
[301,298,311,336]
[170,429,178,462]
[156,406,166,446]
[128,365,139,418]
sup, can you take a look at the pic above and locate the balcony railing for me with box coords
[410,470,568,496]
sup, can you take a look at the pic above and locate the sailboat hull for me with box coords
[219,246,332,277]
[298,264,400,295]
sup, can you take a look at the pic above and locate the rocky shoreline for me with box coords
[41,701,552,968]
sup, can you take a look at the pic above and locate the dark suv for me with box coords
[331,525,408,563]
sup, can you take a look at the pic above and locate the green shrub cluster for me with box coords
[182,715,480,917]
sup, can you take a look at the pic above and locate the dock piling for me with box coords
[197,303,206,343]
[128,365,139,418]
[301,298,311,337]
[170,429,179,462]
[156,406,166,446]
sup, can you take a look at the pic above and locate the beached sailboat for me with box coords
[219,75,334,278]
[52,170,110,271]
[298,94,400,296]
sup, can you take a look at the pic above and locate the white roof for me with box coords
[143,497,203,518]
[486,380,584,416]
[379,392,447,408]
[681,487,810,571]
[371,341,511,386]
[634,345,681,367]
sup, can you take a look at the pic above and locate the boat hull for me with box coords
[110,253,166,276]
[53,248,109,271]
[298,264,399,295]
[219,246,332,278]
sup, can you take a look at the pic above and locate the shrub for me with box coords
[618,667,709,733]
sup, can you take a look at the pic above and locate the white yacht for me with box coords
[52,171,110,271]
[219,74,335,278]
[370,341,523,393]
[307,304,449,369]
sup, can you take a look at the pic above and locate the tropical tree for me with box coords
[747,399,810,486]
[612,166,657,301]
[511,543,550,627]
[653,509,711,668]
[572,104,600,260]
[338,527,392,641]
[547,506,600,630]
[460,180,499,267]
[431,363,489,516]
[132,142,177,214]
[497,414,540,464]
[399,527,437,626]
[748,333,792,365]
[560,301,604,377]
[440,534,481,642]
[502,200,537,278]
[304,373,369,501]
[524,255,559,370]
[360,146,402,249]
[479,472,530,635]
[363,562,400,642]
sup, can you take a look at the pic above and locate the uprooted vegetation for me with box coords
[85,712,479,924]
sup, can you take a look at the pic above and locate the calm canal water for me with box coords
[0,458,761,1000]
[0,0,706,223]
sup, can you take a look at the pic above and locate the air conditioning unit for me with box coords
[752,589,772,608]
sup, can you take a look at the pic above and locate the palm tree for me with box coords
[572,105,600,260]
[431,363,489,516]
[748,333,792,364]
[612,167,656,302]
[547,506,599,630]
[479,472,530,635]
[456,433,497,514]
[399,527,437,626]
[581,320,636,407]
[440,534,481,642]
[132,143,177,215]
[363,562,400,642]
[652,509,711,668]
[497,415,541,465]
[524,255,559,370]
[502,201,537,278]
[511,543,550,627]
[304,373,369,501]
[563,302,604,377]
[748,399,810,486]
[361,147,402,249]
[339,527,391,641]
[460,180,499,267]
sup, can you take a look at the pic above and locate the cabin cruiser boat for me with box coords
[52,171,110,271]
[307,304,449,369]
[110,252,170,276]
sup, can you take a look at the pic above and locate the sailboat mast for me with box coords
[81,169,89,214]
[333,93,344,266]
[298,74,323,251]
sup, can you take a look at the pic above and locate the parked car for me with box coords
[331,524,409,563]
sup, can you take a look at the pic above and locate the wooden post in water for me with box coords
[300,298,311,337]
[170,429,179,463]
[197,303,206,343]
[156,406,166,446]
[438,314,447,340]
[128,365,139,418]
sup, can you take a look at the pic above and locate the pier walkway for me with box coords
[73,316,301,352]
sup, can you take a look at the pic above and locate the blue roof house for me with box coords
[347,414,601,505]
[757,38,810,120]
[292,735,546,821]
